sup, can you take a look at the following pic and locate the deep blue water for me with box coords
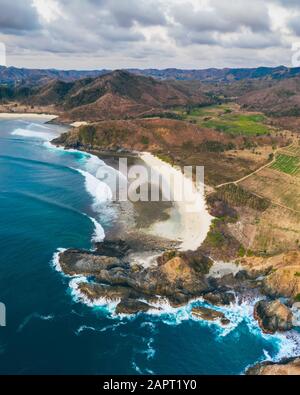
[0,117,297,374]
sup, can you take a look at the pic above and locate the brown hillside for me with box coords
[52,118,222,152]
[26,70,212,122]
[239,77,300,117]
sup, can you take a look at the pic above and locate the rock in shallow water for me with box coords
[58,241,212,310]
[115,299,154,315]
[78,283,144,302]
[191,307,230,326]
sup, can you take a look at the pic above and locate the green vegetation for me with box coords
[202,113,269,136]
[271,154,300,175]
[295,272,300,277]
[238,245,246,257]
[156,152,174,165]
[206,230,225,247]
[173,103,270,136]
[141,135,149,145]
[78,125,96,145]
[295,293,300,302]
[215,184,270,211]
[143,112,185,120]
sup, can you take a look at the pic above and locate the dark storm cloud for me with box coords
[0,0,40,33]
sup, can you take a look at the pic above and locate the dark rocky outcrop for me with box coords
[78,283,144,302]
[254,300,293,334]
[58,241,213,313]
[192,307,230,325]
[203,291,235,306]
[115,299,154,315]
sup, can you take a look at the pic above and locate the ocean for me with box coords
[0,117,298,374]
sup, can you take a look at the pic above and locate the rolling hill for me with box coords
[239,76,300,117]
[18,70,213,121]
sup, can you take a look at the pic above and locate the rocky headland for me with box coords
[246,357,300,375]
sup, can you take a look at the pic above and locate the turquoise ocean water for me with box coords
[0,117,298,374]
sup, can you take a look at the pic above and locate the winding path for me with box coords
[210,144,300,214]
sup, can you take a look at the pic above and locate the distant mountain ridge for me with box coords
[1,65,300,86]
[0,66,108,86]
[2,66,300,120]
[10,70,212,121]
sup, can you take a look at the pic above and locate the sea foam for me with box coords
[11,127,56,141]
[74,168,113,205]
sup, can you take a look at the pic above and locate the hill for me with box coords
[17,70,212,121]
[239,77,300,117]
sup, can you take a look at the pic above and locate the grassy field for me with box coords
[174,104,270,136]
[201,113,269,135]
[271,154,300,175]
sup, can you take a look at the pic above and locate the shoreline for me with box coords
[140,152,213,251]
[0,112,58,121]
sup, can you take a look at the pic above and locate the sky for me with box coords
[0,0,300,70]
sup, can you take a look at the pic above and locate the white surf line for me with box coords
[140,152,213,251]
[10,120,106,245]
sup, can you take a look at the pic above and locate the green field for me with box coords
[271,154,300,175]
[201,113,269,135]
[173,104,270,136]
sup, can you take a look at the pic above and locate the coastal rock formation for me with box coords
[59,241,214,313]
[115,299,154,315]
[192,306,230,325]
[254,300,293,334]
[202,291,235,306]
[263,267,300,300]
[246,357,300,375]
[240,251,300,300]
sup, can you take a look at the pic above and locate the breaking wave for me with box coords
[17,313,55,333]
[11,127,57,141]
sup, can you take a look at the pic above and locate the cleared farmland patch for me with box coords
[240,167,300,212]
[280,144,300,157]
[271,154,300,175]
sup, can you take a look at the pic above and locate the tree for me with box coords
[79,125,96,145]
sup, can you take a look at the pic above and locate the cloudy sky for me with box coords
[0,0,300,70]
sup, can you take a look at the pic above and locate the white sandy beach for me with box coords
[140,152,213,251]
[70,121,88,127]
[0,112,58,121]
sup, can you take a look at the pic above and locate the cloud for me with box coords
[170,0,271,35]
[0,0,299,69]
[223,30,283,49]
[109,0,167,27]
[0,0,40,33]
[288,15,300,36]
